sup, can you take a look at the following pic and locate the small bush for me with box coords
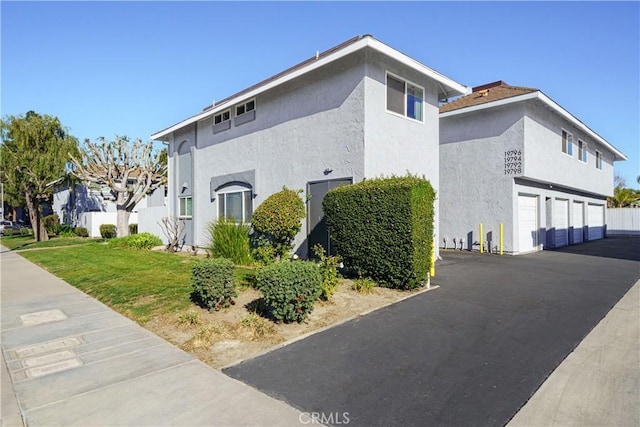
[206,218,252,265]
[108,232,163,250]
[100,224,116,239]
[19,227,32,236]
[256,261,322,323]
[191,258,237,311]
[313,244,342,301]
[251,238,276,266]
[43,214,60,235]
[59,230,76,238]
[177,311,201,327]
[129,223,138,235]
[251,187,305,259]
[351,277,376,294]
[74,227,89,237]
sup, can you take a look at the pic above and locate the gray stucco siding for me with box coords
[523,100,614,197]
[190,55,368,253]
[440,113,524,253]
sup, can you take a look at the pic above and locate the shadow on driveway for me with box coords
[225,237,640,427]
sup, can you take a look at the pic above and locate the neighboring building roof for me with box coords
[151,35,469,141]
[440,81,627,161]
[439,81,537,113]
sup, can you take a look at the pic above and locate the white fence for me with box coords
[78,212,138,238]
[607,208,640,236]
[138,205,169,244]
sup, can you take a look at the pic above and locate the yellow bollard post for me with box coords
[479,223,484,254]
[430,238,435,278]
[500,223,504,255]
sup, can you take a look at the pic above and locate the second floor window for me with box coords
[386,73,424,122]
[578,140,587,162]
[595,151,603,170]
[562,130,573,156]
[214,110,230,125]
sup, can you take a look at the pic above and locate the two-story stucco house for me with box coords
[439,81,627,254]
[151,35,467,257]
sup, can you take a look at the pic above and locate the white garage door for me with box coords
[518,195,538,253]
[588,204,605,240]
[553,199,569,248]
[572,201,584,244]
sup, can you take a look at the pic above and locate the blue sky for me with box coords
[2,1,639,188]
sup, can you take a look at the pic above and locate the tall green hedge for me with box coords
[323,175,435,290]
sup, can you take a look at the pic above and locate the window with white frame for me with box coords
[214,110,230,125]
[386,73,424,122]
[578,140,587,162]
[562,130,573,156]
[179,196,193,218]
[218,186,252,223]
[595,150,603,170]
[236,99,255,116]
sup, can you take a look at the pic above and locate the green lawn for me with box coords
[16,243,256,324]
[0,235,102,250]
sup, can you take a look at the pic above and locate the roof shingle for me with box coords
[440,81,537,113]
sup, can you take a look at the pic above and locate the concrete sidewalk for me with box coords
[508,279,640,427]
[0,247,306,426]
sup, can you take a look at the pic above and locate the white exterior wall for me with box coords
[440,104,525,253]
[523,101,615,197]
[606,208,640,236]
[77,212,138,238]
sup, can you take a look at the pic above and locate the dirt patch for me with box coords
[144,280,436,369]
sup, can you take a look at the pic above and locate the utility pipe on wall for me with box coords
[479,223,484,254]
[500,223,504,255]
[430,238,436,278]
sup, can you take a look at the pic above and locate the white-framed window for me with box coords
[218,186,252,223]
[386,72,424,122]
[562,129,573,156]
[236,99,255,116]
[179,196,193,218]
[595,150,603,170]
[214,110,230,125]
[578,140,587,163]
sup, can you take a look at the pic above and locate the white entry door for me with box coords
[572,201,584,244]
[518,195,538,253]
[588,204,605,240]
[554,199,569,248]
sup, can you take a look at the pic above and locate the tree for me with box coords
[0,111,79,241]
[70,136,167,237]
[608,174,640,208]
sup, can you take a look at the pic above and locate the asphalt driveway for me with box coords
[224,237,640,426]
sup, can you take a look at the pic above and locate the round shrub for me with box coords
[100,224,116,239]
[251,187,305,259]
[191,258,237,311]
[129,223,138,235]
[74,227,89,237]
[256,261,322,323]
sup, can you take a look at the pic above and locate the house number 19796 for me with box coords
[504,149,522,175]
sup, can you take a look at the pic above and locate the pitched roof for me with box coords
[439,81,538,113]
[151,35,468,141]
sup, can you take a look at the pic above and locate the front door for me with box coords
[307,178,352,256]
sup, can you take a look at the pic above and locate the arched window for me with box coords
[217,183,252,223]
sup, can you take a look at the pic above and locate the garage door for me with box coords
[572,201,584,244]
[518,195,538,253]
[553,199,569,248]
[588,204,605,240]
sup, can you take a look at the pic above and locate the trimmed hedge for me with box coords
[256,261,322,323]
[323,175,435,290]
[129,223,138,235]
[251,187,305,259]
[99,224,116,239]
[74,227,89,237]
[191,258,237,311]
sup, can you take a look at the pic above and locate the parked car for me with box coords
[0,220,19,236]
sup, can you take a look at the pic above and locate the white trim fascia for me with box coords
[441,91,627,161]
[151,36,468,141]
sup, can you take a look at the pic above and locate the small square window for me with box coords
[236,99,256,117]
[214,110,230,125]
[386,73,424,122]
